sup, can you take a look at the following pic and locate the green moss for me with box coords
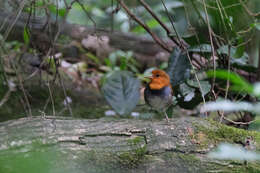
[117,137,147,168]
[194,120,260,149]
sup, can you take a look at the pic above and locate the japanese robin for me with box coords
[144,69,173,121]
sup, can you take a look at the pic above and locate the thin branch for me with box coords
[138,0,183,48]
[223,116,255,125]
[75,0,96,30]
[202,0,216,94]
[257,43,260,81]
[3,0,26,41]
[116,0,172,53]
[239,0,260,17]
[0,89,12,108]
[160,0,189,50]
[17,72,32,117]
[58,72,73,116]
[220,45,231,123]
[47,82,56,116]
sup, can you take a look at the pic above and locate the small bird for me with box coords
[144,69,173,121]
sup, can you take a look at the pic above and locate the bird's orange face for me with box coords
[148,70,171,90]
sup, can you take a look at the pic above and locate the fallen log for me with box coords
[0,116,260,172]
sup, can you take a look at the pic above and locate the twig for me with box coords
[220,45,231,123]
[0,89,12,108]
[257,44,260,80]
[17,73,32,117]
[116,0,172,53]
[75,0,96,30]
[47,82,56,116]
[160,0,188,50]
[239,0,260,17]
[58,72,73,117]
[138,0,183,48]
[110,0,114,32]
[3,0,26,41]
[202,0,217,96]
[223,116,255,125]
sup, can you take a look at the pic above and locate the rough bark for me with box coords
[1,116,260,172]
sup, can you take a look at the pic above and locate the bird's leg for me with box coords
[164,110,169,122]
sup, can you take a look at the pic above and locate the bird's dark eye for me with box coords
[155,74,160,77]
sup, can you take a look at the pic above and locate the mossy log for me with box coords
[1,116,260,173]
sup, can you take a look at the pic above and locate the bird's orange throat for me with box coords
[149,78,170,90]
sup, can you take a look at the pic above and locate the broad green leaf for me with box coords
[188,44,212,53]
[176,82,203,109]
[189,44,248,60]
[23,26,30,45]
[207,70,253,94]
[187,80,211,96]
[167,48,191,86]
[67,3,90,25]
[217,45,249,59]
[102,71,140,115]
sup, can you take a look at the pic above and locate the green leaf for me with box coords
[217,45,248,59]
[234,37,245,58]
[189,44,248,60]
[120,57,127,70]
[206,69,253,94]
[250,23,260,31]
[48,4,66,17]
[23,26,30,45]
[187,80,211,96]
[167,48,191,86]
[188,44,212,53]
[176,82,203,109]
[102,71,140,115]
[86,52,101,65]
[67,3,91,25]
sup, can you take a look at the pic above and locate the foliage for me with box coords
[202,69,260,130]
[102,71,140,116]
[104,51,139,73]
[167,48,191,87]
[207,70,253,94]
